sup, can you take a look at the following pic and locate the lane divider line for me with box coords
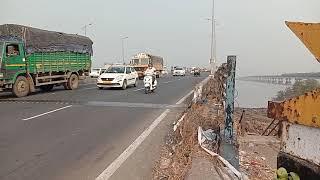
[22,105,73,121]
[176,90,194,105]
[133,88,144,92]
[162,80,174,84]
[95,87,195,180]
[95,109,170,180]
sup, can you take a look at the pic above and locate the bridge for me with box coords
[238,73,320,85]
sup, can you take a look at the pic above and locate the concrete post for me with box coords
[221,55,239,169]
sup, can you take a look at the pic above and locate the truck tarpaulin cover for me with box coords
[0,24,93,55]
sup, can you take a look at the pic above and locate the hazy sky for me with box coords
[1,0,319,76]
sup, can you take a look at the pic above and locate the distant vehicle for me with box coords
[97,65,138,90]
[173,67,186,76]
[130,53,164,79]
[90,68,107,78]
[193,68,200,76]
[162,65,169,75]
[162,70,169,75]
[190,67,197,74]
[0,24,93,97]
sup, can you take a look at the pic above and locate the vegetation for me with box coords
[274,79,320,101]
[281,72,320,78]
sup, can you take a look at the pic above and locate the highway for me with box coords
[0,75,206,180]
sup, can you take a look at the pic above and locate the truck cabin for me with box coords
[131,58,140,65]
[0,37,26,80]
[130,57,151,79]
[130,58,150,65]
[133,67,146,72]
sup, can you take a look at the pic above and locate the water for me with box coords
[235,80,287,108]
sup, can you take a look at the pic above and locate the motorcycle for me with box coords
[144,75,157,94]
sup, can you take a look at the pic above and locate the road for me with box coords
[0,75,206,180]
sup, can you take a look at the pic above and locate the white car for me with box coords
[90,68,107,78]
[97,65,138,90]
[173,67,186,76]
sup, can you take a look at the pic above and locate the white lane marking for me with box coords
[175,76,209,105]
[22,105,72,121]
[133,88,144,92]
[95,88,195,180]
[87,101,185,108]
[175,90,194,105]
[95,109,171,180]
[162,80,174,84]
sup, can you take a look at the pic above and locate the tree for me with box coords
[274,79,320,101]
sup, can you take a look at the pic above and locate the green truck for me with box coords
[0,24,93,97]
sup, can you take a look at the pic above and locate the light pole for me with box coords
[82,23,93,36]
[121,36,129,64]
[205,0,216,75]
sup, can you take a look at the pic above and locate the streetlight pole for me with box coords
[121,36,128,64]
[82,23,92,36]
[204,17,216,75]
[210,0,216,75]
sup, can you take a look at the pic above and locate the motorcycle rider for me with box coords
[144,63,156,85]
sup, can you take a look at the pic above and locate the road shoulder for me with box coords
[107,108,185,180]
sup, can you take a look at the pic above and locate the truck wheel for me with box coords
[40,84,54,91]
[66,74,79,90]
[63,83,69,90]
[13,76,30,97]
[122,80,127,90]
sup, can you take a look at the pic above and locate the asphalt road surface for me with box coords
[0,74,207,180]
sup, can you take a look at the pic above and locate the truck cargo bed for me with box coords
[27,52,91,73]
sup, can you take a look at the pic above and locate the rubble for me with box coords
[235,108,279,136]
[198,126,243,179]
[160,157,172,169]
[153,65,280,180]
[236,108,280,180]
[198,127,220,153]
[153,76,227,180]
[155,105,279,180]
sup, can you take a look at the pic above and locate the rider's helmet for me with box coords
[148,63,152,68]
